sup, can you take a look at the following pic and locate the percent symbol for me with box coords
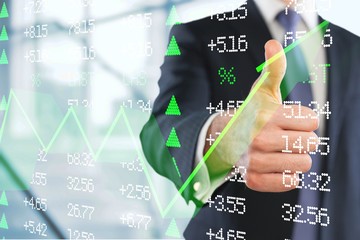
[218,67,236,85]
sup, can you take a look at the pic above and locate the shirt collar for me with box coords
[253,0,318,30]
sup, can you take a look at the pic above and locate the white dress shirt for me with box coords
[193,0,327,203]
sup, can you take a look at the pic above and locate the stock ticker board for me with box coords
[0,0,359,239]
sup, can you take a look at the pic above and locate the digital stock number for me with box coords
[24,24,48,39]
[120,99,152,113]
[23,221,47,237]
[283,171,331,192]
[24,49,45,63]
[208,35,248,53]
[67,152,95,167]
[23,197,48,212]
[282,29,333,48]
[119,213,151,230]
[224,165,247,183]
[68,98,92,108]
[282,135,330,155]
[120,157,144,172]
[283,101,331,120]
[69,19,95,35]
[66,176,95,193]
[282,203,330,227]
[67,203,95,221]
[67,228,95,240]
[24,0,47,14]
[30,172,47,186]
[210,3,247,21]
[285,0,332,14]
[206,100,244,117]
[119,13,153,28]
[308,64,331,84]
[206,228,246,240]
[76,46,96,61]
[119,184,151,201]
[37,149,47,162]
[207,195,246,215]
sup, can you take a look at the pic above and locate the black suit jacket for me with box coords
[140,1,360,239]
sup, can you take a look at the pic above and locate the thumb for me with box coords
[256,39,287,103]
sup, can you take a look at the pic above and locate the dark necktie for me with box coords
[277,10,321,240]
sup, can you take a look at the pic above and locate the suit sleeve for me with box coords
[140,23,211,205]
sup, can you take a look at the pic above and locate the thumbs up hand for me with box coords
[204,40,319,192]
[254,40,287,104]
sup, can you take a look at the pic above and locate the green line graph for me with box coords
[0,89,169,216]
[0,90,142,159]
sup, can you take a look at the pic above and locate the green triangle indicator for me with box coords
[0,26,8,41]
[166,6,182,26]
[0,49,8,65]
[0,2,8,19]
[165,95,181,116]
[165,36,181,56]
[0,96,6,111]
[165,218,181,238]
[166,127,181,148]
[0,192,8,206]
[0,214,8,230]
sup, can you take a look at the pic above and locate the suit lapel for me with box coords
[324,22,349,173]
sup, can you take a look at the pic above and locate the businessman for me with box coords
[141,0,360,239]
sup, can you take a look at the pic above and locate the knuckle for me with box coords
[247,152,260,171]
[280,159,292,172]
[301,154,312,172]
[305,107,319,130]
[311,116,319,130]
[281,154,312,173]
[245,172,260,190]
[303,106,319,130]
[251,134,268,151]
[256,108,274,128]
